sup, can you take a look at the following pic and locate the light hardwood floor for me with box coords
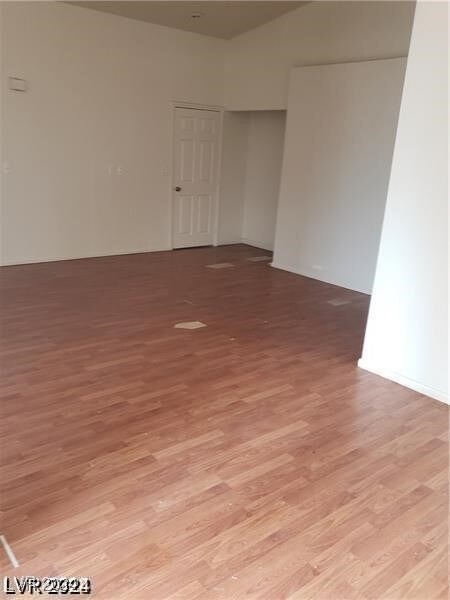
[0,244,448,599]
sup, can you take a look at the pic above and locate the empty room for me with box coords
[0,0,448,598]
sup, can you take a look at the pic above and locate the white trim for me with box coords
[0,535,19,568]
[168,103,176,250]
[1,246,172,267]
[270,260,371,295]
[357,358,449,405]
[213,109,224,247]
[170,101,224,250]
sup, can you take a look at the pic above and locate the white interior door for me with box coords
[172,107,220,248]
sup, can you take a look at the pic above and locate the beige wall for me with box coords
[1,2,225,264]
[359,1,448,403]
[225,1,415,110]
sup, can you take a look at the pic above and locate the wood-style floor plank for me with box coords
[0,244,448,599]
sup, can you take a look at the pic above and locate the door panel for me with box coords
[177,196,194,235]
[198,141,214,183]
[197,195,212,234]
[172,107,220,248]
[180,140,195,182]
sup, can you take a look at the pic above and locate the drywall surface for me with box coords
[272,58,406,294]
[359,1,448,403]
[1,2,225,264]
[219,110,286,250]
[224,1,415,110]
[218,111,249,245]
[0,1,416,264]
[241,111,286,251]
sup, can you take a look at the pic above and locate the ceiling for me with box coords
[67,1,308,39]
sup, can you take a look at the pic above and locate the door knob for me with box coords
[175,186,182,192]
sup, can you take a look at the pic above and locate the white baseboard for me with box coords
[271,260,371,295]
[240,238,274,252]
[357,358,449,405]
[1,246,172,267]
[1,241,272,266]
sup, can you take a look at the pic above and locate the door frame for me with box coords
[169,101,224,250]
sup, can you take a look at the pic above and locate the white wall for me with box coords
[359,2,448,404]
[218,111,249,245]
[1,2,225,265]
[241,111,286,251]
[272,58,406,294]
[1,1,416,265]
[219,110,286,250]
[225,1,415,110]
